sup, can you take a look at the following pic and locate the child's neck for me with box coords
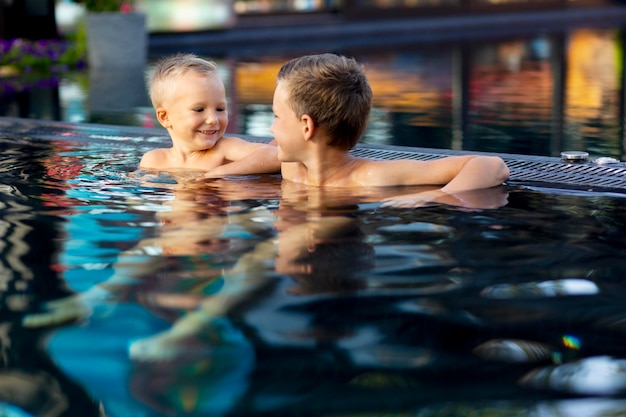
[303,150,356,187]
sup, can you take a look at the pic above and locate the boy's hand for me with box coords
[203,165,229,178]
[381,190,447,208]
[382,186,509,209]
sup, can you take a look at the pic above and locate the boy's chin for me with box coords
[277,150,298,163]
[276,150,288,162]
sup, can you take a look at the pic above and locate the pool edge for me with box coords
[1,116,625,195]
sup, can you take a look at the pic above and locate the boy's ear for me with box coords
[301,114,316,141]
[156,108,171,128]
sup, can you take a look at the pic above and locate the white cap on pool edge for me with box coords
[561,151,589,162]
[593,156,621,165]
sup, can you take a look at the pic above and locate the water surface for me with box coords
[1,129,626,416]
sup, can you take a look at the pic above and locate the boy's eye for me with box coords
[193,108,204,113]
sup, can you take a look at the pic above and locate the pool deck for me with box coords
[2,116,626,195]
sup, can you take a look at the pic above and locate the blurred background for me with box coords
[1,0,626,159]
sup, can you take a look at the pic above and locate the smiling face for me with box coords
[270,81,306,162]
[157,71,228,152]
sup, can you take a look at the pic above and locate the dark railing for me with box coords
[236,0,614,22]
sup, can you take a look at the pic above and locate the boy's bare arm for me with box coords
[362,155,509,191]
[440,155,509,194]
[382,185,509,209]
[376,155,510,208]
[205,140,280,177]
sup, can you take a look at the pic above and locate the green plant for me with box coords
[76,0,134,12]
[0,36,86,94]
[0,38,86,73]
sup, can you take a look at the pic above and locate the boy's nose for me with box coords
[205,111,218,124]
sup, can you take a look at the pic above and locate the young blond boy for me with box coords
[140,53,280,176]
[270,53,510,206]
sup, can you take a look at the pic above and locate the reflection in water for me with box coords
[3,133,626,415]
[481,278,600,299]
[473,339,553,363]
[418,398,626,417]
[0,141,104,417]
[520,356,626,396]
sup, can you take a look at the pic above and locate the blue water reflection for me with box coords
[0,130,620,415]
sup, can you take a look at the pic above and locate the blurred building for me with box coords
[3,0,622,39]
[135,0,621,33]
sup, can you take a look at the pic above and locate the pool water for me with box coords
[1,126,626,416]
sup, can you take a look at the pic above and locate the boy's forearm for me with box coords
[441,156,509,194]
[383,185,509,209]
[207,146,280,177]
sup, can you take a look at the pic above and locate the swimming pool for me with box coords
[2,117,626,416]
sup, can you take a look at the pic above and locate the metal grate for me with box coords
[350,145,626,193]
[503,158,626,192]
[2,116,626,193]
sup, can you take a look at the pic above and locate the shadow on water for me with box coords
[1,25,626,160]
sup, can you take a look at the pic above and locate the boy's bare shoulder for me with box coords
[218,135,268,146]
[139,148,171,169]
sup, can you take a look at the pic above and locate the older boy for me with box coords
[140,53,280,176]
[270,53,509,206]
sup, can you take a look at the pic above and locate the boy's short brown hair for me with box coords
[277,53,373,150]
[147,53,219,109]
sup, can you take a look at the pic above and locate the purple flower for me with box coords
[0,38,83,72]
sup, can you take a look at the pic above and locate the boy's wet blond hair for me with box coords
[277,53,373,150]
[147,53,219,109]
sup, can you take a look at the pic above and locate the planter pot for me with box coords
[88,67,150,115]
[85,12,147,69]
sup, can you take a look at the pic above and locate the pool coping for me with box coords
[1,116,625,195]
